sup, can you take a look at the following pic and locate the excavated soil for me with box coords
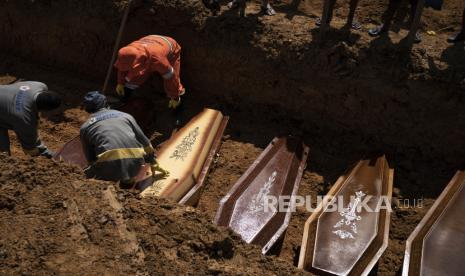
[0,154,304,275]
[1,0,465,275]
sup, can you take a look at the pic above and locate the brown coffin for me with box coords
[140,109,228,204]
[299,156,393,275]
[52,136,87,169]
[402,171,465,276]
[215,137,309,254]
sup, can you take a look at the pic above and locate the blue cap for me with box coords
[83,91,107,112]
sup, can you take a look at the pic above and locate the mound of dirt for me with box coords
[0,155,304,275]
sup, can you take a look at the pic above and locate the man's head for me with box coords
[36,92,62,111]
[83,91,107,113]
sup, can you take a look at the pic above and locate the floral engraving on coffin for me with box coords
[170,127,200,161]
[247,171,277,214]
[333,191,366,240]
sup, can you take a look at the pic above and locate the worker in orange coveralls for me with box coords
[114,35,185,109]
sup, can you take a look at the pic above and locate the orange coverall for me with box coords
[114,35,184,99]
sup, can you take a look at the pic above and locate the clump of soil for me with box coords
[0,155,304,275]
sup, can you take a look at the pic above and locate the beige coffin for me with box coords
[141,108,224,201]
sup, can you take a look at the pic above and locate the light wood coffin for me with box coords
[140,108,226,202]
[402,171,465,276]
[215,137,309,254]
[299,156,393,275]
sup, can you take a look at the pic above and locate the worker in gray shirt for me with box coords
[0,81,62,158]
[80,91,168,186]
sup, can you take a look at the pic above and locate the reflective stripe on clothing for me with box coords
[87,111,123,126]
[15,90,27,112]
[124,83,139,90]
[96,147,146,163]
[140,35,174,56]
[152,35,174,55]
[85,157,144,182]
[124,77,139,89]
[162,67,175,79]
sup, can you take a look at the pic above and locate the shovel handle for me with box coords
[102,0,134,94]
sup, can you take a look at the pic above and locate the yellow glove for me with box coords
[116,84,125,96]
[144,145,155,155]
[151,161,170,177]
[168,97,181,109]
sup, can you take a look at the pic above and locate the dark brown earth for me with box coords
[0,154,304,275]
[0,0,464,275]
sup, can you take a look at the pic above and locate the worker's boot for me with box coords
[227,0,246,17]
[227,0,239,9]
[414,31,422,43]
[348,21,362,31]
[261,3,276,16]
[447,31,465,43]
[368,24,388,36]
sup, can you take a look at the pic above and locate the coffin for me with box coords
[139,108,228,204]
[215,137,309,254]
[299,156,393,275]
[402,171,465,276]
[53,136,87,169]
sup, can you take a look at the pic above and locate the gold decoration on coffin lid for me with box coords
[140,108,224,202]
